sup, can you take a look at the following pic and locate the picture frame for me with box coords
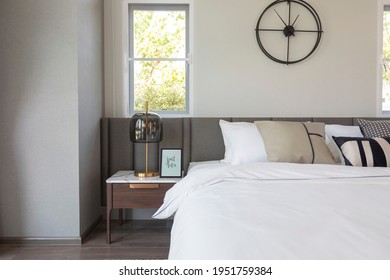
[160,148,182,178]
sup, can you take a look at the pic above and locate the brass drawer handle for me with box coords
[129,183,159,189]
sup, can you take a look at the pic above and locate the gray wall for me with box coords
[0,0,103,240]
[78,0,104,238]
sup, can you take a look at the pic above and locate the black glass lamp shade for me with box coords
[129,112,163,143]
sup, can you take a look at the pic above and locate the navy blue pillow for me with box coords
[333,137,390,167]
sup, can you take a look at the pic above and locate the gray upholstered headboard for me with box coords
[100,117,388,204]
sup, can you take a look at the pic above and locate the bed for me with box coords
[154,162,390,259]
[101,117,390,259]
[152,119,390,259]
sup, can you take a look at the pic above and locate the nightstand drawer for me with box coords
[106,171,182,243]
[112,183,173,208]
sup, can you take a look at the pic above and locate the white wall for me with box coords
[193,0,377,117]
[105,0,379,117]
[0,0,103,240]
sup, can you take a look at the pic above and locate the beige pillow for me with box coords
[254,121,336,164]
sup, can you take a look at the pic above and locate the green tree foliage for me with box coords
[133,10,186,112]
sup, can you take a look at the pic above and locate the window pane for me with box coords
[133,10,186,59]
[383,10,390,111]
[133,61,186,111]
[383,61,390,111]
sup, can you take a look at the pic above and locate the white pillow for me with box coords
[219,120,267,164]
[325,124,363,164]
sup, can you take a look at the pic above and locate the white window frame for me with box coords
[129,3,190,115]
[104,0,194,118]
[378,0,390,115]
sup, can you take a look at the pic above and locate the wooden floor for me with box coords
[0,220,172,260]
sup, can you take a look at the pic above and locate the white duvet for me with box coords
[153,162,390,260]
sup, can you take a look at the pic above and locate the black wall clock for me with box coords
[255,0,323,65]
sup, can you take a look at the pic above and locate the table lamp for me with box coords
[129,102,163,177]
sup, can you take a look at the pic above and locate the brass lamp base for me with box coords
[134,171,159,178]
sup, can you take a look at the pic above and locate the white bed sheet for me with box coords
[153,162,390,260]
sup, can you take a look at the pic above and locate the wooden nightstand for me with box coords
[106,171,181,243]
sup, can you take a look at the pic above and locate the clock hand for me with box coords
[256,28,285,32]
[287,36,290,65]
[288,0,291,25]
[274,9,287,26]
[294,29,322,33]
[292,14,300,26]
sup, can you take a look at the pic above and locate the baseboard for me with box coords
[0,237,82,245]
[80,214,103,244]
[0,215,103,245]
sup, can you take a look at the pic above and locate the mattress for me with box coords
[153,162,390,260]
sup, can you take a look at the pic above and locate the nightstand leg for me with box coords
[118,209,123,225]
[106,183,113,244]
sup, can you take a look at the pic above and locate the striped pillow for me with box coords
[333,137,390,167]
